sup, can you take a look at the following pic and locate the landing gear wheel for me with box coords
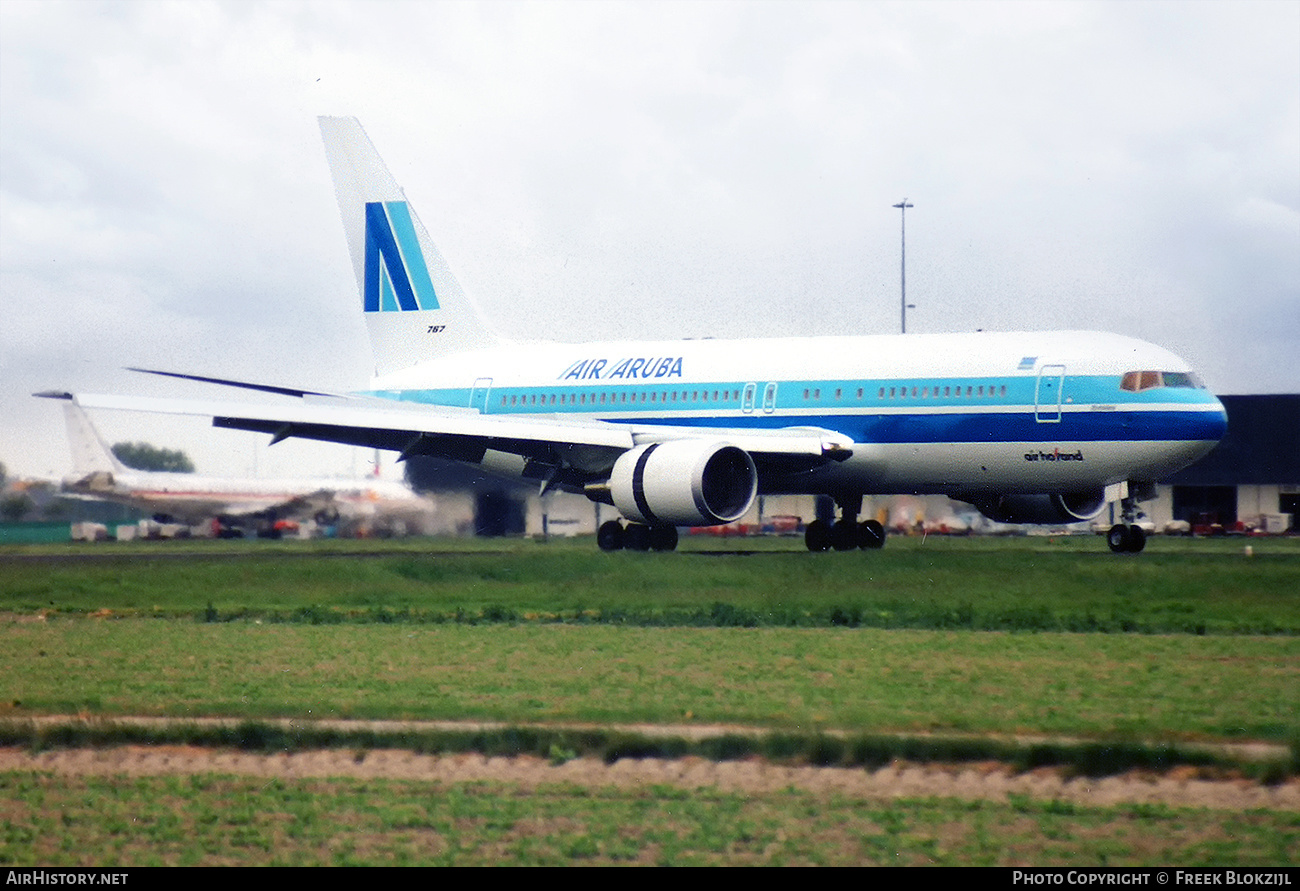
[623,523,651,551]
[597,520,624,552]
[831,520,859,551]
[805,519,831,552]
[858,519,886,549]
[1107,524,1147,553]
[1126,525,1146,553]
[649,525,679,552]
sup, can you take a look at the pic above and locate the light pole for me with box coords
[893,200,914,333]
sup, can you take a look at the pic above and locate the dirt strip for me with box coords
[5,716,1295,810]
[9,714,1293,763]
[2,744,1296,811]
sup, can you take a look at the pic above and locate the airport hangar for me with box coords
[1138,393,1300,535]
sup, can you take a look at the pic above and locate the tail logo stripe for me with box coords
[364,201,440,312]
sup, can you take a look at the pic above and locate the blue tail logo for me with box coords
[364,201,440,312]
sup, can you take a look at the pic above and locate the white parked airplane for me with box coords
[54,400,426,537]
[39,117,1228,553]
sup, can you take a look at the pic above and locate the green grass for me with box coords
[3,619,1297,743]
[2,536,1297,743]
[2,535,1297,866]
[2,772,1295,866]
[3,534,1298,633]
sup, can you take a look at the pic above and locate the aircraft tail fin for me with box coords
[62,402,126,476]
[319,116,500,378]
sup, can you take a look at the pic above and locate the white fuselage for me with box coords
[364,329,1227,497]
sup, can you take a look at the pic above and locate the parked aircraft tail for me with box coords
[319,116,501,377]
[63,402,126,476]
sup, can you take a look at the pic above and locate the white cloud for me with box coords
[2,0,1296,478]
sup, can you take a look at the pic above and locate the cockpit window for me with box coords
[1160,371,1203,388]
[1120,370,1205,392]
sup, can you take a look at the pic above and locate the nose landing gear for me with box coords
[1107,494,1148,553]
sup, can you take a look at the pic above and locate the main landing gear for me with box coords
[805,494,886,552]
[597,520,679,552]
[1107,494,1147,553]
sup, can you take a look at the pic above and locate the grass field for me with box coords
[3,623,1297,743]
[2,533,1297,865]
[3,773,1296,866]
[4,533,1298,633]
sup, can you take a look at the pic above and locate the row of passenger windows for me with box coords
[502,389,744,408]
[1120,370,1205,392]
[494,373,1200,407]
[803,384,1009,401]
[499,382,1010,409]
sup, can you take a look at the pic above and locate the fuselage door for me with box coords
[742,383,756,414]
[762,382,778,414]
[469,377,493,413]
[1035,365,1065,423]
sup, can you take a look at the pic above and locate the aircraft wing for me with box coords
[39,392,850,486]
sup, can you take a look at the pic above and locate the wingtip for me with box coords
[33,390,73,401]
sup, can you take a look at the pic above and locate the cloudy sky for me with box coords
[2,0,1297,480]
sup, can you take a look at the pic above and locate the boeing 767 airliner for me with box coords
[39,117,1227,554]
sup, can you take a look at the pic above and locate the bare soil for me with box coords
[3,743,1296,811]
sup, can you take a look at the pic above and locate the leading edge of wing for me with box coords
[629,424,853,460]
[61,392,635,453]
[124,367,350,400]
[49,393,851,462]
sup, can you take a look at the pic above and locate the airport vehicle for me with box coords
[54,401,425,537]
[40,117,1227,553]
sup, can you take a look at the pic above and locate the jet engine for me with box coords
[607,441,758,527]
[968,489,1107,525]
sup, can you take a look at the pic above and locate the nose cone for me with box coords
[1175,392,1228,469]
[1206,395,1229,443]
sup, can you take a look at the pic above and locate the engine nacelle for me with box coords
[608,441,757,526]
[970,489,1107,525]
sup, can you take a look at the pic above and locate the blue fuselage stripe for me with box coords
[627,410,1226,444]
